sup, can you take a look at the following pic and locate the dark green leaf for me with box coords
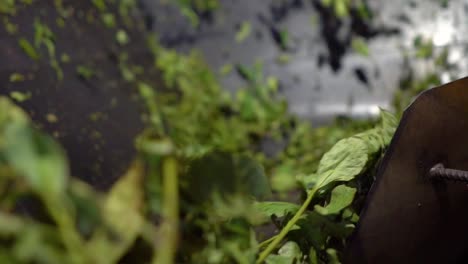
[185,152,271,203]
[326,248,341,264]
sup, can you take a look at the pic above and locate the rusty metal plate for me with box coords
[345,77,468,264]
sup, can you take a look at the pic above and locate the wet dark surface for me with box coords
[0,1,160,189]
[141,0,468,124]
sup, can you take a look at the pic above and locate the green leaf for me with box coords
[236,155,271,199]
[314,137,368,190]
[9,73,25,82]
[220,64,233,76]
[266,255,295,264]
[293,212,354,248]
[309,247,319,264]
[116,29,129,45]
[254,201,300,219]
[236,64,256,83]
[18,38,40,60]
[354,110,397,154]
[5,128,68,197]
[179,6,199,27]
[321,0,333,7]
[314,185,356,215]
[236,21,252,43]
[351,37,369,56]
[87,161,145,263]
[101,13,116,28]
[76,65,95,80]
[271,165,297,193]
[9,91,31,102]
[334,0,348,17]
[92,0,107,11]
[265,241,302,264]
[380,109,397,144]
[342,208,359,223]
[220,231,258,264]
[212,194,264,224]
[414,35,433,59]
[0,99,68,198]
[276,54,291,64]
[326,248,341,264]
[185,152,271,203]
[279,29,289,50]
[12,227,65,264]
[278,241,302,259]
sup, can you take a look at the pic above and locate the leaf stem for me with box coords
[258,235,277,249]
[154,156,179,264]
[256,187,318,263]
[46,197,87,264]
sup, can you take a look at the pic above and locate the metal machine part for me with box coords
[345,77,468,264]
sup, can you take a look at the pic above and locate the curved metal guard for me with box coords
[345,77,468,264]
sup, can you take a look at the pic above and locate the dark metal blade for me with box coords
[345,76,468,264]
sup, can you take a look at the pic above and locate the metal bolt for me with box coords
[429,163,468,183]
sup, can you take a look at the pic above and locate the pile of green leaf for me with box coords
[0,39,397,263]
[0,0,403,263]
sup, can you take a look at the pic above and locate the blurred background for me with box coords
[143,0,461,123]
